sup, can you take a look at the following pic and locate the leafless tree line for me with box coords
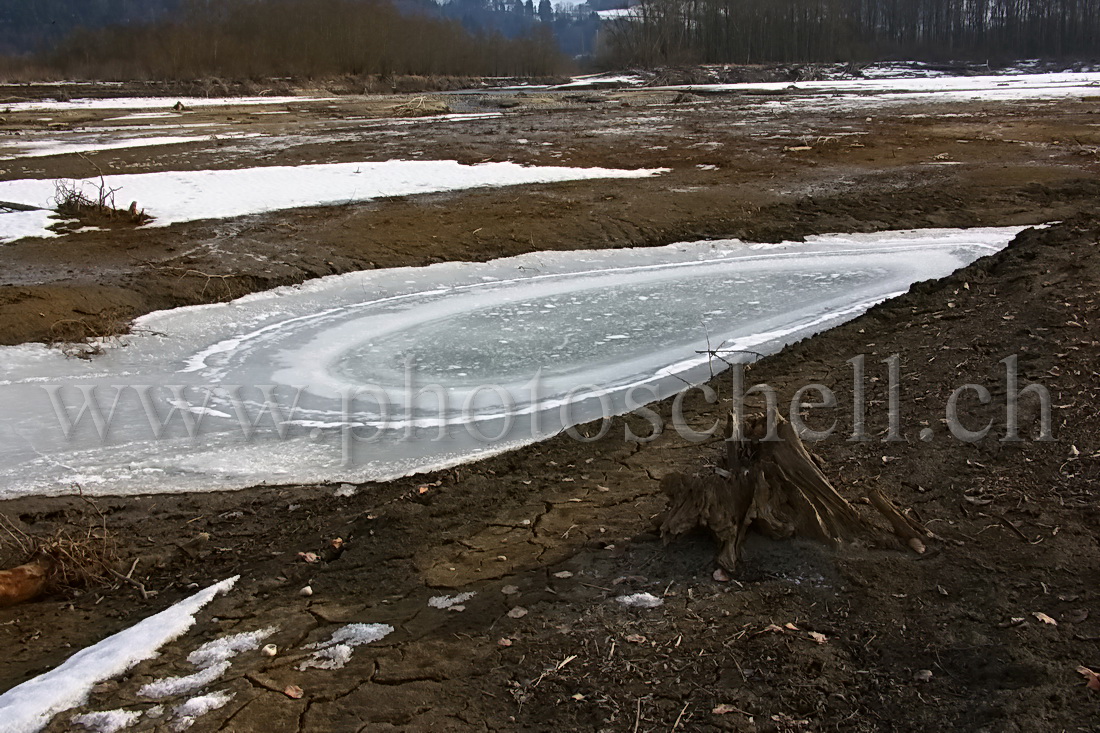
[600,0,1100,66]
[30,0,563,80]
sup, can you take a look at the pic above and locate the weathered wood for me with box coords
[868,488,932,553]
[660,412,925,572]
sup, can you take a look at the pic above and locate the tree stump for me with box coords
[660,413,926,572]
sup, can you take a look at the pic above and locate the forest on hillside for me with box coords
[0,0,1095,80]
[600,0,1100,66]
[7,0,567,79]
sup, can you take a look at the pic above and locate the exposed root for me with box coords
[660,413,930,571]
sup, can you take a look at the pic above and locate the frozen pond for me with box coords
[0,226,1022,498]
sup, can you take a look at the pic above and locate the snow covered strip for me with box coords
[0,576,239,733]
[0,159,668,244]
[1,96,333,113]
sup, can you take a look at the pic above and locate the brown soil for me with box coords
[0,89,1097,732]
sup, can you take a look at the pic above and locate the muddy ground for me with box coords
[0,87,1097,732]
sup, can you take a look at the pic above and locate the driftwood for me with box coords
[660,413,929,572]
[0,556,54,608]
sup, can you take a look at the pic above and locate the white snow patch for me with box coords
[170,690,235,731]
[334,483,358,497]
[0,160,666,243]
[555,72,646,88]
[616,592,664,609]
[596,7,641,19]
[186,626,278,668]
[654,70,1100,106]
[0,209,68,243]
[137,660,231,700]
[428,591,477,609]
[71,709,142,733]
[298,623,394,671]
[1,96,330,113]
[0,576,238,733]
[0,135,222,161]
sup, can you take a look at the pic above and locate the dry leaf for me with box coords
[553,571,574,579]
[762,624,785,634]
[712,704,741,715]
[571,693,586,701]
[497,637,513,647]
[807,632,828,644]
[283,685,304,699]
[501,585,520,595]
[784,623,800,631]
[297,552,319,563]
[625,633,647,644]
[1076,666,1100,691]
[1033,612,1058,626]
[507,606,528,619]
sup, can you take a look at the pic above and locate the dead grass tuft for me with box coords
[0,488,119,593]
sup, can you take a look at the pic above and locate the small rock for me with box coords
[507,606,528,619]
[498,637,514,647]
[713,568,731,583]
[299,585,313,597]
[261,644,278,657]
[914,669,933,683]
[553,571,574,579]
[501,585,520,595]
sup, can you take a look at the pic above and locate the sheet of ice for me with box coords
[0,226,1024,498]
[298,624,394,671]
[0,160,666,243]
[655,71,1100,104]
[1,96,331,113]
[170,691,234,731]
[0,133,259,161]
[0,577,239,733]
[71,709,142,733]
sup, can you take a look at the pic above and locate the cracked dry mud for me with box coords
[0,87,1098,731]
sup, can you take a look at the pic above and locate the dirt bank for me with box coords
[0,92,1097,732]
[0,92,1098,346]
